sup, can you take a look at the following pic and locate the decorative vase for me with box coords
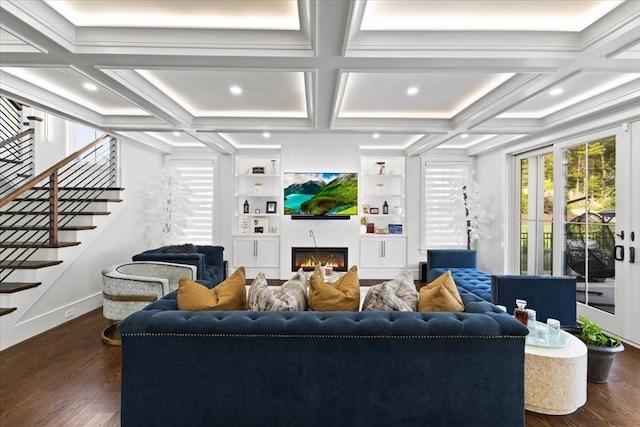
[564,326,625,383]
[585,343,624,383]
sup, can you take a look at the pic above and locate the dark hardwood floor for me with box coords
[1,308,639,426]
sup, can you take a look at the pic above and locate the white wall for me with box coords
[475,150,508,275]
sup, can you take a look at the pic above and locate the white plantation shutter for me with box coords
[168,159,215,245]
[423,161,469,249]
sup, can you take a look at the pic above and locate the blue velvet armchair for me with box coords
[132,245,226,287]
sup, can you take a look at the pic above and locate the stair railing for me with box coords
[0,134,118,283]
[0,129,35,198]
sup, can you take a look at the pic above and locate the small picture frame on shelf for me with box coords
[252,167,265,174]
[253,218,267,233]
[266,201,277,214]
[255,208,261,214]
[370,207,379,214]
[362,204,370,214]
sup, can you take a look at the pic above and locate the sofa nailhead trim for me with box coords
[122,333,525,340]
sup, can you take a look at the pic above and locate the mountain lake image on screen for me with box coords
[283,172,358,216]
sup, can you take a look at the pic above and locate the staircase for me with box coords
[0,134,122,323]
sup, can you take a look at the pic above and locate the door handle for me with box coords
[614,245,624,261]
[630,247,636,263]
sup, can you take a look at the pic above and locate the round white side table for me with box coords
[524,329,587,415]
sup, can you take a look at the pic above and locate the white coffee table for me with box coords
[524,327,587,415]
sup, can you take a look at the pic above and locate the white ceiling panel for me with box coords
[339,72,514,119]
[1,67,150,116]
[360,0,624,32]
[499,72,640,119]
[136,70,307,118]
[44,0,300,29]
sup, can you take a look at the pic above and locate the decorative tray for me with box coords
[525,321,569,349]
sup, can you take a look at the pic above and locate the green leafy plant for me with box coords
[577,315,621,347]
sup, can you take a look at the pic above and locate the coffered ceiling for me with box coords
[1,0,638,155]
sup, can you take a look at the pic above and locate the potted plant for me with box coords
[567,315,624,383]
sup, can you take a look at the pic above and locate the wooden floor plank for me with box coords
[0,307,638,426]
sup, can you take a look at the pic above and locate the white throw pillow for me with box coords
[248,269,308,311]
[362,271,418,311]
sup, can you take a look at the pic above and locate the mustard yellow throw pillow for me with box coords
[308,265,360,311]
[418,270,464,312]
[177,266,247,311]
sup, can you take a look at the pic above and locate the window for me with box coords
[423,160,470,249]
[167,159,215,245]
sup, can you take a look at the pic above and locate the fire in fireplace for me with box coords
[291,247,348,272]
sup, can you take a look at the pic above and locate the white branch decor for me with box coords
[449,171,495,249]
[138,165,194,246]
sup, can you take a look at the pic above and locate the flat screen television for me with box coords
[284,172,358,218]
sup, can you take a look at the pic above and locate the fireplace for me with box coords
[291,247,348,272]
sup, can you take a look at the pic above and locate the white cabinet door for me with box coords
[360,238,385,268]
[360,237,406,268]
[381,238,406,268]
[232,236,280,268]
[232,237,259,267]
[256,237,280,268]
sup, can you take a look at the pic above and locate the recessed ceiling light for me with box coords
[406,87,419,95]
[83,83,97,91]
[549,88,564,96]
[461,133,469,138]
[172,131,181,136]
[263,132,271,138]
[230,86,242,95]
[372,133,380,139]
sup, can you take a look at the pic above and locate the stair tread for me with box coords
[0,308,17,316]
[0,282,42,293]
[31,186,125,191]
[0,225,97,231]
[0,241,81,248]
[2,211,110,216]
[13,197,122,202]
[0,158,22,164]
[0,260,63,269]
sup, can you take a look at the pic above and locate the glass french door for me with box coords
[516,125,639,345]
[517,150,554,276]
[559,126,639,344]
[562,137,617,316]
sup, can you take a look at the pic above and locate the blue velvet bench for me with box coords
[491,275,577,327]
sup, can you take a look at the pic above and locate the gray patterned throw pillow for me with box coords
[362,271,418,311]
[248,269,308,311]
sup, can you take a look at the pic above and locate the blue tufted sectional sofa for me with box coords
[119,285,528,427]
[427,249,493,300]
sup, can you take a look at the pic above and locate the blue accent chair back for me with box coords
[427,249,477,269]
[132,245,225,287]
[491,275,577,327]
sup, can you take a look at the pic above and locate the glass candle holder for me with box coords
[547,318,561,344]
